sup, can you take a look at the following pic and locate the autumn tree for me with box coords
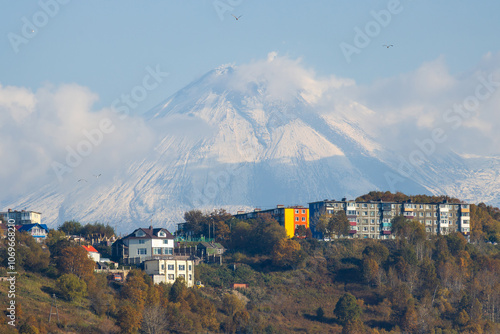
[57,246,95,281]
[118,301,143,334]
[271,238,304,269]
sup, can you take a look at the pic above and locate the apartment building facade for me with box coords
[234,205,309,238]
[1,209,41,225]
[144,258,195,287]
[309,199,470,239]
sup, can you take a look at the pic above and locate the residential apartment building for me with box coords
[234,205,309,238]
[309,199,470,239]
[144,258,195,287]
[112,226,175,264]
[1,209,41,225]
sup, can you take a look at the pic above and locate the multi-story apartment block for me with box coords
[144,258,195,287]
[1,209,41,225]
[309,199,470,239]
[234,205,309,238]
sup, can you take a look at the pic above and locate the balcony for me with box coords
[382,223,391,227]
[349,222,357,226]
[382,231,392,235]
[349,230,357,234]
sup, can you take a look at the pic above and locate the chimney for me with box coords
[276,205,284,208]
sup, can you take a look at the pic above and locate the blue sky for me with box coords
[1,1,500,205]
[1,1,499,114]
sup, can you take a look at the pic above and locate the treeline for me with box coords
[184,209,306,269]
[355,191,463,204]
[58,220,115,239]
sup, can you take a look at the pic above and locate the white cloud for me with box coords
[0,83,155,203]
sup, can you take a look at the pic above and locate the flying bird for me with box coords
[382,44,394,48]
[93,174,101,178]
[232,14,242,20]
[78,179,87,182]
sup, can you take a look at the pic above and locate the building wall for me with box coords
[235,206,309,238]
[309,200,471,239]
[144,259,194,287]
[1,210,41,225]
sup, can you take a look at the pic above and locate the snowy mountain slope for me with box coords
[5,64,500,233]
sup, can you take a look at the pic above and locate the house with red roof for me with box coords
[82,245,101,262]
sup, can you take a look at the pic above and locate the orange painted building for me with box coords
[234,205,309,238]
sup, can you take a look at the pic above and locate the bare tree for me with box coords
[141,305,168,334]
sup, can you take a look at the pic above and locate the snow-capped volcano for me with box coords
[5,59,499,233]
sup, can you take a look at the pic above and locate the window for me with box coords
[168,274,174,280]
[295,217,299,221]
[153,248,162,255]
[295,209,299,214]
[188,265,192,271]
[161,264,165,270]
[138,240,145,244]
[370,227,375,231]
[363,227,368,231]
[168,264,174,270]
[189,274,192,281]
[302,209,306,214]
[426,212,431,217]
[179,265,185,271]
[179,274,185,279]
[362,211,367,216]
[371,219,375,224]
[163,240,169,244]
[419,212,424,217]
[166,248,173,255]
[362,203,367,208]
[302,217,305,221]
[137,248,147,255]
[158,231,165,237]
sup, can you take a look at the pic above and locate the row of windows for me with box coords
[294,217,307,221]
[137,247,173,255]
[324,203,468,211]
[161,264,192,271]
[166,274,192,281]
[138,239,170,244]
[294,209,307,214]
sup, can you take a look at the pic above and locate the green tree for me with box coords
[57,273,87,302]
[58,220,82,236]
[169,277,187,303]
[317,211,349,239]
[11,231,50,272]
[334,293,362,325]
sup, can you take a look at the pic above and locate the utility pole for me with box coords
[49,294,59,323]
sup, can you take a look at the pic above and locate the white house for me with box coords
[82,245,101,262]
[143,258,195,287]
[112,226,175,264]
[16,223,49,243]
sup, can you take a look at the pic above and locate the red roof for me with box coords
[82,245,98,253]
